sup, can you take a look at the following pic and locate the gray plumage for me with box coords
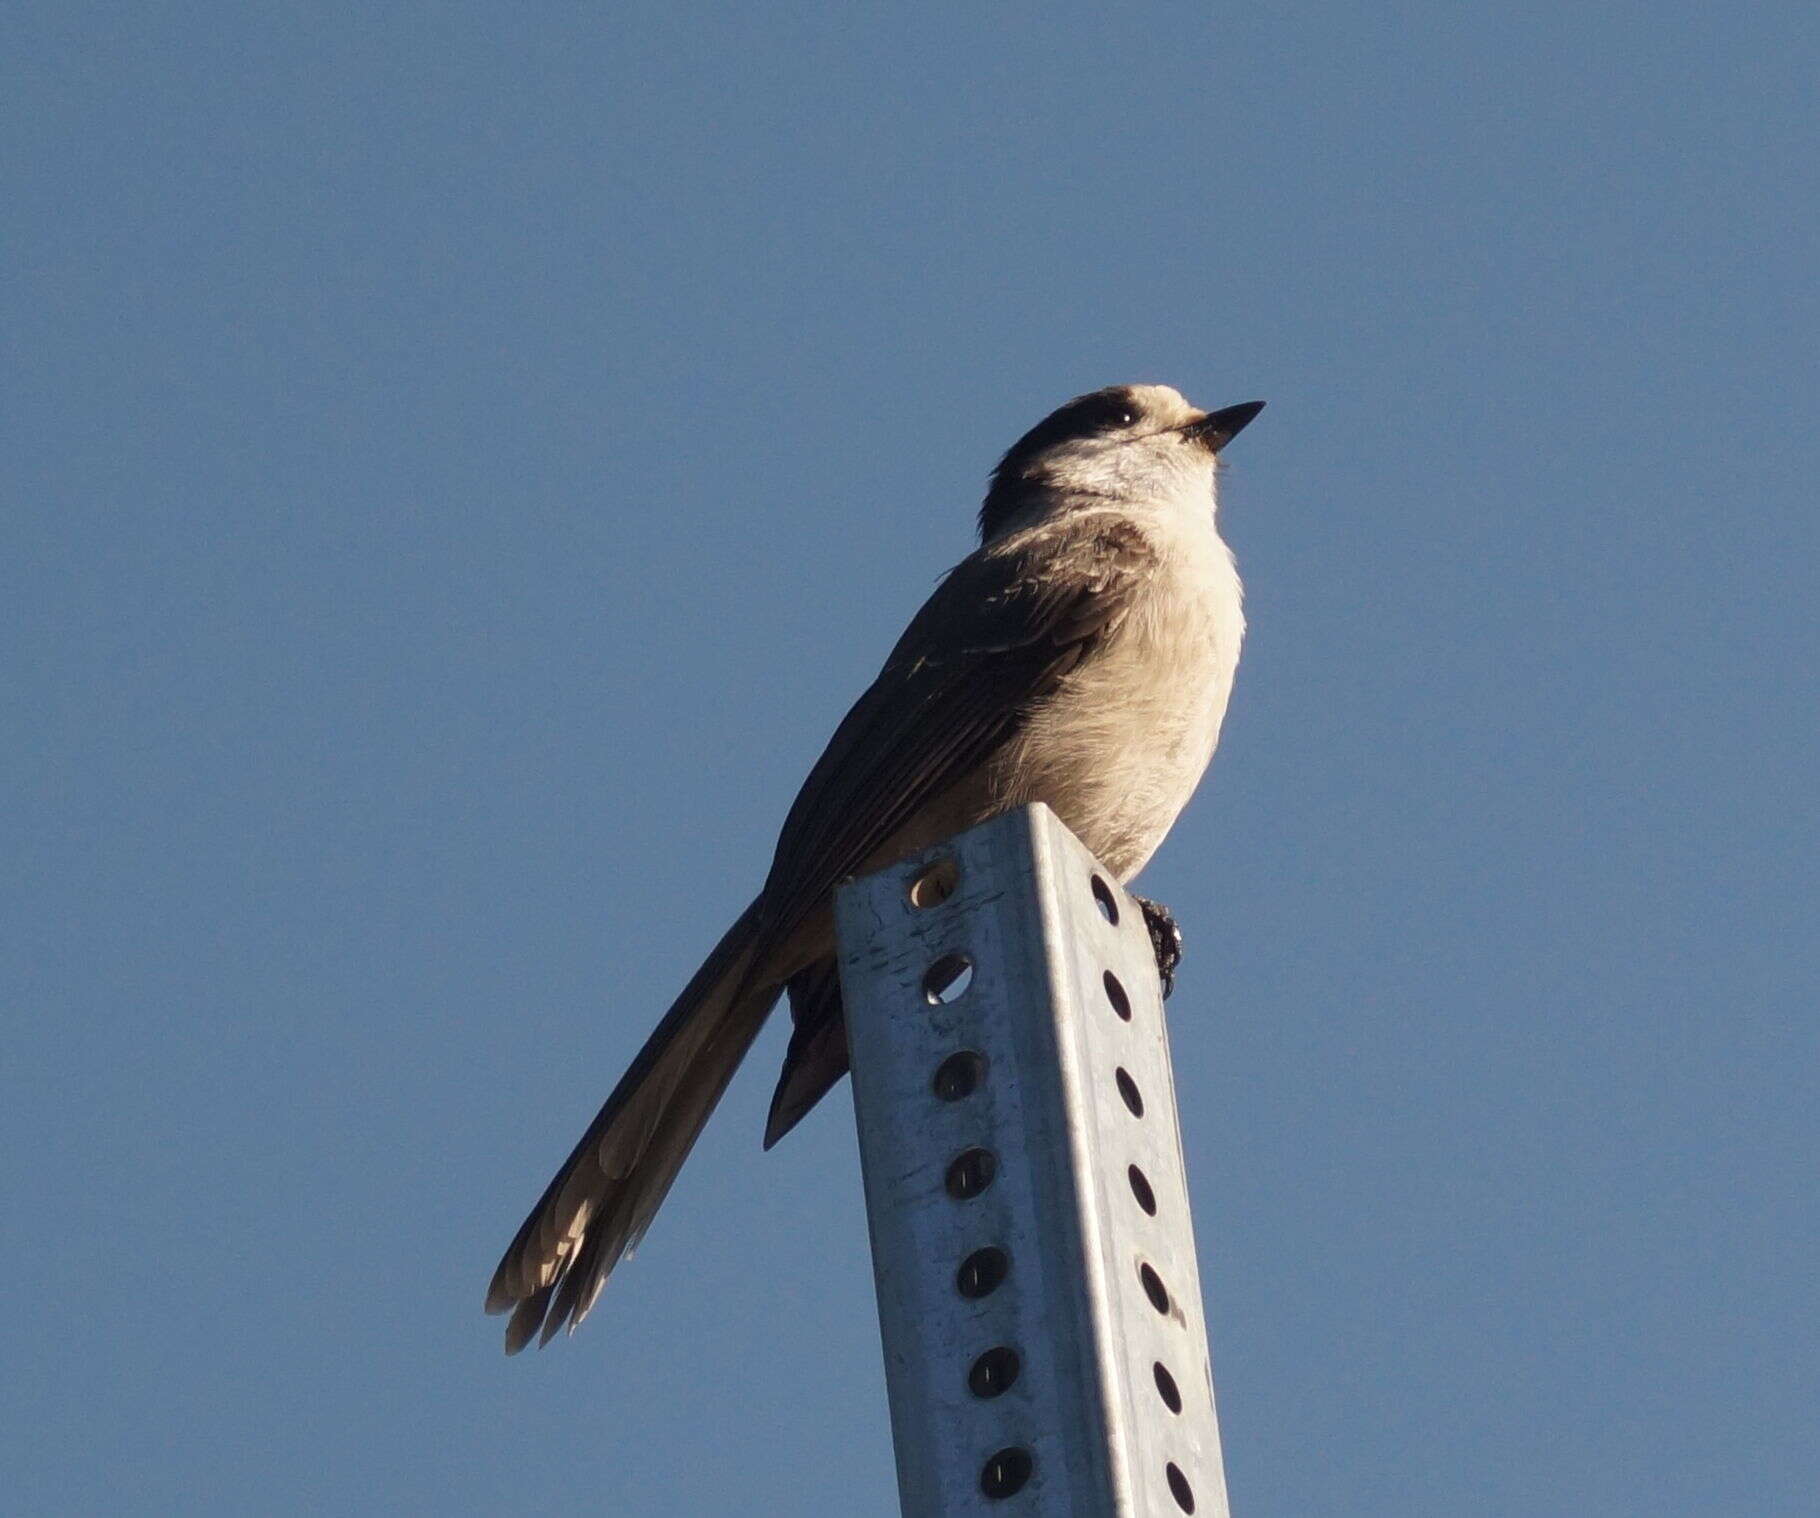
[485,384,1262,1351]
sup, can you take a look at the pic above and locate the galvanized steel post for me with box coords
[837,803,1232,1517]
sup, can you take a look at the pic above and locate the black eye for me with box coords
[1115,409,1136,427]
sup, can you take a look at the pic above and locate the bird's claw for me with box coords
[1132,894,1184,1000]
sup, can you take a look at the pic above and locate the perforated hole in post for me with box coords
[957,1247,1009,1299]
[967,1346,1021,1399]
[932,1050,985,1101]
[1153,1361,1183,1414]
[908,856,960,908]
[922,953,974,1005]
[1166,1461,1196,1512]
[1115,1067,1145,1117]
[1103,968,1132,1021]
[980,1447,1033,1499]
[1139,1261,1170,1315]
[945,1147,997,1200]
[1128,1164,1157,1216]
[1090,873,1120,925]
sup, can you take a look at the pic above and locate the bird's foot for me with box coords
[1132,895,1184,1000]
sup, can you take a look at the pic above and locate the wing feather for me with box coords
[755,518,1155,951]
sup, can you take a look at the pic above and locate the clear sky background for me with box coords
[6,4,1815,1514]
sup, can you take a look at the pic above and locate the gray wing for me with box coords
[752,516,1156,958]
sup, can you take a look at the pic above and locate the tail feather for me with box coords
[763,957,851,1150]
[539,1000,768,1346]
[486,898,778,1350]
[504,1283,556,1355]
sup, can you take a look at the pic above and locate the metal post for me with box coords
[837,803,1232,1517]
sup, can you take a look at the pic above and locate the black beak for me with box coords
[1184,400,1266,452]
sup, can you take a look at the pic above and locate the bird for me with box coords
[486,383,1264,1352]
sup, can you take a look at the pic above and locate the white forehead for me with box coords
[1125,384,1198,426]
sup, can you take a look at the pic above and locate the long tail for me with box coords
[485,898,777,1352]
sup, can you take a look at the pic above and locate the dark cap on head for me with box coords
[979,388,1265,541]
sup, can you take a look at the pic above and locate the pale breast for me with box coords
[990,515,1244,878]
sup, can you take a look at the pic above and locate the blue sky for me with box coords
[6,4,1815,1513]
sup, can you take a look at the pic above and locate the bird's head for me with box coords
[979,385,1264,543]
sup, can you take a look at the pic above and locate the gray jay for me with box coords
[486,383,1263,1351]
